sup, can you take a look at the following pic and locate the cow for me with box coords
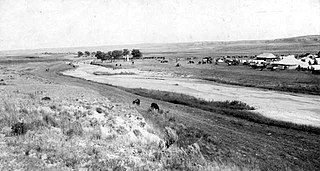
[133,98,140,105]
[151,103,160,111]
[45,68,49,72]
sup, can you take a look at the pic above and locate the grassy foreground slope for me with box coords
[1,62,233,170]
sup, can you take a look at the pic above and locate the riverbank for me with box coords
[62,63,320,127]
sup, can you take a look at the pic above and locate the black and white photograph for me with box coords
[0,0,319,170]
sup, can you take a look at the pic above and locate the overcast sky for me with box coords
[0,0,319,51]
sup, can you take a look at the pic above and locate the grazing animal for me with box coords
[133,98,140,105]
[45,68,49,72]
[151,103,160,110]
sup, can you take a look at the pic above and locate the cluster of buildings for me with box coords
[247,53,320,71]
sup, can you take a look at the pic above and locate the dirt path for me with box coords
[62,63,320,127]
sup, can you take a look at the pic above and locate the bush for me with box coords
[62,121,83,137]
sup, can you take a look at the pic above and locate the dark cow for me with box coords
[133,98,140,105]
[151,103,160,110]
[45,68,49,72]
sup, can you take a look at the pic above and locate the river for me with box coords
[63,63,320,127]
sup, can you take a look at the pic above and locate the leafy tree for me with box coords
[107,51,113,62]
[131,49,142,58]
[123,49,130,56]
[101,52,110,62]
[84,51,90,56]
[78,51,84,57]
[95,51,103,60]
[112,50,123,60]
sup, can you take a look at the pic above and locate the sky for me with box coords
[0,0,319,51]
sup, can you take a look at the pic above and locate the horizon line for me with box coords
[1,34,319,52]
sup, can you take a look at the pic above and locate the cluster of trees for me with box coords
[95,49,142,62]
[77,51,91,57]
[77,49,142,62]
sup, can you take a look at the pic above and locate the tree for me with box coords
[112,50,123,60]
[78,51,84,57]
[107,51,113,62]
[123,49,130,56]
[84,51,90,56]
[317,51,320,58]
[95,51,103,60]
[122,49,130,61]
[131,49,142,58]
[101,52,110,62]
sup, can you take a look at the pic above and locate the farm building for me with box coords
[256,53,277,61]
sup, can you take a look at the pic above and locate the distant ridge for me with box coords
[1,35,319,55]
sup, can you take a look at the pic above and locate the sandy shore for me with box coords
[63,63,320,127]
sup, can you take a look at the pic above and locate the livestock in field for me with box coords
[151,103,160,110]
[133,98,140,105]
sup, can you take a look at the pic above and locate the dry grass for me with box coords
[1,92,234,170]
[123,88,320,134]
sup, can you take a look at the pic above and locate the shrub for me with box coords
[62,121,83,137]
[11,122,28,135]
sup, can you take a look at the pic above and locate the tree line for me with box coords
[77,49,142,62]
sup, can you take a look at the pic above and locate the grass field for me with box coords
[126,59,320,95]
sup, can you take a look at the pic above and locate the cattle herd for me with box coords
[132,98,160,111]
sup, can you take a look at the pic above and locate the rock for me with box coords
[133,129,142,137]
[41,96,51,101]
[164,127,178,148]
[96,107,103,113]
[158,140,165,150]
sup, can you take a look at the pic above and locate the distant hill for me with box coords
[269,35,320,43]
[1,35,319,56]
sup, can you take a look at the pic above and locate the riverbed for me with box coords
[63,63,320,127]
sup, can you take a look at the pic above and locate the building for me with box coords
[256,53,277,61]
